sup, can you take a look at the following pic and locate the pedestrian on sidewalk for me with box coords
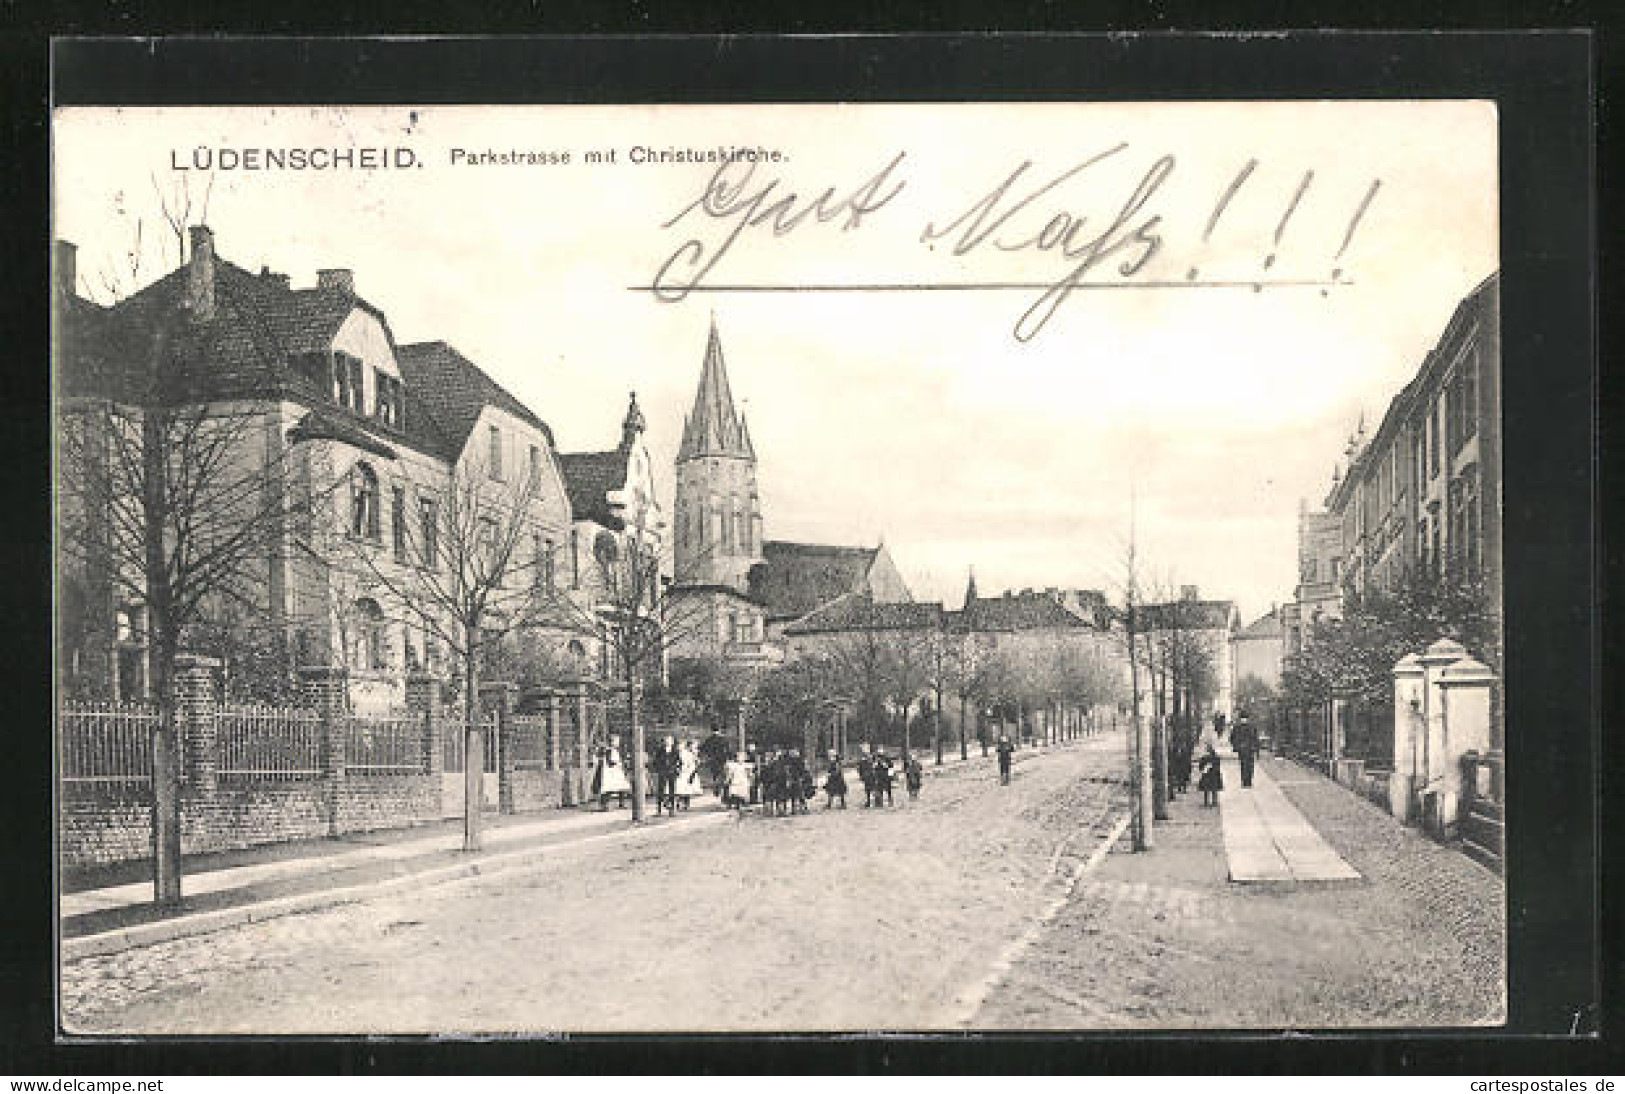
[1171,715,1195,797]
[823,749,848,809]
[788,749,814,814]
[903,752,923,801]
[650,734,682,816]
[995,732,1015,785]
[746,742,762,805]
[722,750,754,817]
[1197,742,1224,807]
[676,738,705,809]
[1232,715,1260,789]
[857,744,876,808]
[1211,710,1228,746]
[591,734,632,810]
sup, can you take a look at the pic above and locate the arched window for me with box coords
[350,462,380,540]
[353,597,386,670]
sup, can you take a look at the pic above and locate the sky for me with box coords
[52,103,1498,623]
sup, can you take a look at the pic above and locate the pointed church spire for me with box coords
[679,316,752,461]
[620,391,646,452]
[963,567,979,611]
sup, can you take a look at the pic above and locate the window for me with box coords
[353,598,386,671]
[375,372,403,428]
[488,425,503,480]
[570,530,581,589]
[391,486,407,562]
[544,537,556,592]
[419,497,438,569]
[479,516,501,582]
[333,352,365,413]
[1429,397,1442,479]
[350,463,380,540]
[528,444,541,485]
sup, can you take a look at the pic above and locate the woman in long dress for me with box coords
[721,750,755,817]
[676,738,706,810]
[591,734,632,810]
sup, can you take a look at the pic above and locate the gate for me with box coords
[441,714,499,818]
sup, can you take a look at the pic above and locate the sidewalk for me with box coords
[975,751,1504,1028]
[1217,748,1360,884]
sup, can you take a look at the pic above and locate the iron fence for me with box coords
[345,711,428,775]
[59,701,158,787]
[509,714,552,771]
[217,703,323,780]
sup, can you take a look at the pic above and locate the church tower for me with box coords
[673,317,764,590]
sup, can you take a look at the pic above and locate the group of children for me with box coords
[716,744,926,817]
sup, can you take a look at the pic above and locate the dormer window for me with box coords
[374,371,403,429]
[333,351,365,413]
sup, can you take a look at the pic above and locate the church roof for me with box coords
[677,317,755,461]
[782,593,943,636]
[557,449,630,531]
[748,540,882,622]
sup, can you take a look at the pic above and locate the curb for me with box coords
[62,811,733,962]
[950,810,1131,1026]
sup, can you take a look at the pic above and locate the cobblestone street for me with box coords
[62,738,1129,1034]
[976,754,1505,1029]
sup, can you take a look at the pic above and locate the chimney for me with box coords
[54,240,78,299]
[186,226,215,321]
[259,265,291,290]
[1181,584,1199,601]
[317,268,355,295]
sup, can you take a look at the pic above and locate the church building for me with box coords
[665,318,911,671]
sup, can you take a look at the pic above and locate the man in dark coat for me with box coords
[872,748,896,807]
[1232,715,1260,789]
[995,732,1015,785]
[650,734,682,816]
[856,745,876,808]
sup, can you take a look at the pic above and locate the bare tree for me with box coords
[543,504,712,824]
[311,447,556,851]
[58,376,331,903]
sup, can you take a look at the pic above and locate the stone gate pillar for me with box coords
[546,691,567,806]
[1438,655,1496,836]
[300,665,350,838]
[173,654,221,800]
[1390,652,1424,823]
[405,672,443,780]
[1417,637,1467,836]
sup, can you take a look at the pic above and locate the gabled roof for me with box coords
[1136,599,1236,631]
[748,540,881,622]
[677,317,754,461]
[1235,611,1285,640]
[557,449,630,531]
[54,236,555,469]
[961,591,1092,633]
[395,340,556,456]
[783,592,943,636]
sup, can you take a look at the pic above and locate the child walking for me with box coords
[1197,743,1224,807]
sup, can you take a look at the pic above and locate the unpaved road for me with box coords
[63,736,1129,1034]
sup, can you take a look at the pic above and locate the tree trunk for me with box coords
[463,638,484,852]
[959,694,969,760]
[149,638,182,906]
[933,687,944,765]
[627,672,646,824]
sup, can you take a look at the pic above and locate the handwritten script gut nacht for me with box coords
[170,147,420,171]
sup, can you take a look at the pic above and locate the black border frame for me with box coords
[4,30,1605,1074]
